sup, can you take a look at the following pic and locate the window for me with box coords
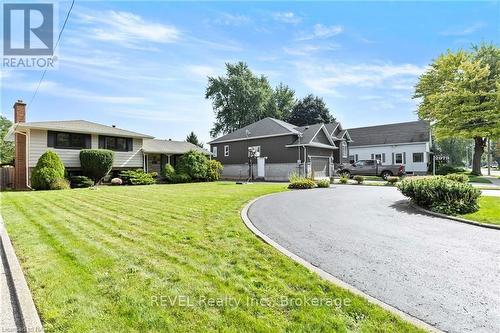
[413,152,424,163]
[341,141,348,158]
[99,136,132,152]
[365,160,375,166]
[349,155,355,164]
[374,154,382,162]
[48,131,90,149]
[212,146,217,157]
[224,145,230,157]
[248,146,261,157]
[395,153,403,164]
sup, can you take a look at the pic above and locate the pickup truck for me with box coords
[337,159,405,180]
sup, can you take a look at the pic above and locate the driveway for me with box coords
[247,186,500,333]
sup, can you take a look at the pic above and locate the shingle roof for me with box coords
[208,117,299,144]
[324,122,339,135]
[348,121,430,147]
[291,123,325,145]
[12,120,154,139]
[142,139,211,155]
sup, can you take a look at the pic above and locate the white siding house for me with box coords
[348,121,431,174]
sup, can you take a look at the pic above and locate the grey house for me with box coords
[208,118,351,181]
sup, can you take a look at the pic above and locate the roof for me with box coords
[5,120,153,140]
[348,121,430,147]
[208,117,300,144]
[142,139,211,155]
[324,122,340,135]
[290,123,336,147]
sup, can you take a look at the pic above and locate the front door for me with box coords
[257,157,265,178]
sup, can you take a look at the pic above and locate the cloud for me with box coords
[211,13,251,26]
[283,43,341,56]
[272,11,302,24]
[440,22,485,36]
[294,61,427,95]
[297,24,343,41]
[186,65,221,79]
[75,10,181,48]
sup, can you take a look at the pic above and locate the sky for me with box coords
[1,1,499,145]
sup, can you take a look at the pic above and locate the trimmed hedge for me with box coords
[316,179,330,188]
[80,149,114,183]
[397,177,480,215]
[289,177,316,189]
[31,151,66,190]
[436,165,465,175]
[70,175,94,188]
[444,173,468,183]
[120,169,155,185]
[353,175,364,184]
[386,176,399,185]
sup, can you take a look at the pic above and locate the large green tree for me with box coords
[266,83,296,121]
[435,137,473,167]
[206,62,274,137]
[0,116,14,164]
[186,131,203,148]
[287,94,334,126]
[414,44,500,175]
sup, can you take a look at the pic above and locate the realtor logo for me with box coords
[2,2,57,69]
[3,3,54,55]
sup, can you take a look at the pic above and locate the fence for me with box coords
[0,167,14,190]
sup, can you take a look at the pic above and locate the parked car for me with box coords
[337,159,405,180]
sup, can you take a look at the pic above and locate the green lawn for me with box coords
[467,174,492,184]
[461,196,500,225]
[0,183,423,333]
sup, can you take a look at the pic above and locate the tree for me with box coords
[0,116,14,164]
[176,150,209,180]
[31,151,65,190]
[266,83,296,120]
[206,62,274,137]
[435,138,473,167]
[186,131,203,148]
[287,94,334,126]
[414,44,500,175]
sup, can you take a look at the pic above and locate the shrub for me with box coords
[353,175,364,184]
[70,175,94,188]
[436,164,465,175]
[50,178,70,190]
[386,176,399,185]
[176,150,209,180]
[288,171,302,183]
[171,173,192,183]
[207,160,223,181]
[316,179,330,188]
[120,169,155,185]
[289,177,316,189]
[80,149,114,183]
[110,178,123,186]
[397,177,480,215]
[339,175,349,184]
[161,163,176,182]
[444,173,468,183]
[31,151,65,190]
[149,171,158,178]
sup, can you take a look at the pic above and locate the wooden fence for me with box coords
[0,167,14,190]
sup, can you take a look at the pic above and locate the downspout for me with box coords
[13,129,32,190]
[304,146,307,177]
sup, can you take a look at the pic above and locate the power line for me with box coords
[28,0,75,107]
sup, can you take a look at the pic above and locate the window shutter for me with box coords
[84,135,91,149]
[355,154,358,161]
[403,152,406,164]
[98,135,105,149]
[392,153,395,164]
[371,153,374,159]
[47,131,55,147]
[382,153,386,163]
[127,138,133,151]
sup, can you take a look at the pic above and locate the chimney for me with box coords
[13,100,28,189]
[14,100,26,123]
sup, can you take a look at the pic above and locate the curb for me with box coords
[241,194,442,333]
[0,216,44,333]
[409,203,500,230]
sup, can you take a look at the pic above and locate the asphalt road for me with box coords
[248,186,500,333]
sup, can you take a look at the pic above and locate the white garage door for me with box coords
[311,158,329,178]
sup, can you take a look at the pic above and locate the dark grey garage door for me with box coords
[311,158,329,178]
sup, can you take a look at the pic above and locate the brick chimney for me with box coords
[14,100,27,189]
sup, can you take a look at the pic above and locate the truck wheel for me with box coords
[339,170,350,178]
[381,171,393,180]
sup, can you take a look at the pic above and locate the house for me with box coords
[347,120,431,174]
[5,100,210,189]
[208,117,351,181]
